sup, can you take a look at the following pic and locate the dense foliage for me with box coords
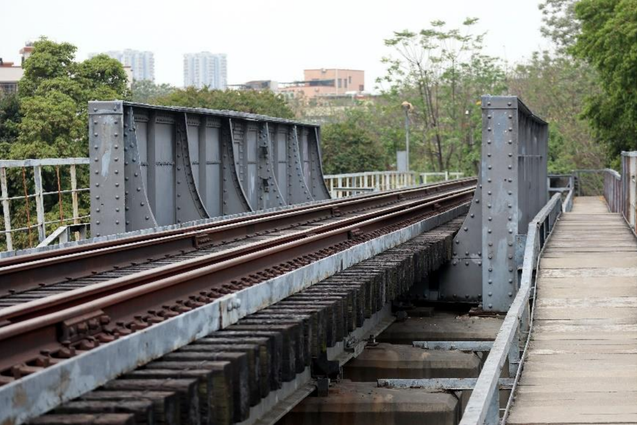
[15,38,128,159]
[320,108,388,174]
[153,87,295,119]
[0,38,128,250]
[377,19,506,173]
[131,80,176,104]
[572,0,637,157]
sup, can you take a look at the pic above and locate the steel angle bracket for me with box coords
[429,178,483,303]
[286,126,314,204]
[175,113,210,224]
[123,105,157,231]
[222,118,252,215]
[309,127,332,200]
[258,123,286,210]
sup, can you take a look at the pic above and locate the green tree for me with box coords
[0,39,128,250]
[572,0,637,156]
[0,93,20,155]
[155,87,295,119]
[321,109,388,174]
[509,52,606,172]
[14,38,128,159]
[131,80,176,104]
[379,19,506,173]
[539,0,581,52]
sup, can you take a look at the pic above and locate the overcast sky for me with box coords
[1,0,548,90]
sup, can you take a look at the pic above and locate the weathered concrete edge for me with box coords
[1,202,469,425]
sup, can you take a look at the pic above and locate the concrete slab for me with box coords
[278,380,460,425]
[343,343,481,381]
[377,312,503,344]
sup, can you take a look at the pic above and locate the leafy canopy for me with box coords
[154,86,295,119]
[320,109,388,174]
[14,37,128,159]
[378,18,506,173]
[572,0,637,155]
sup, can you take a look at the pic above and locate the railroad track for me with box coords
[0,178,475,303]
[0,180,475,425]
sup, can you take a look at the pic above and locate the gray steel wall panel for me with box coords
[90,101,331,236]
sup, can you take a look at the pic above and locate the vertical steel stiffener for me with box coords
[90,101,331,237]
[430,96,548,312]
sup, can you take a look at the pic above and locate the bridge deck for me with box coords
[509,196,637,424]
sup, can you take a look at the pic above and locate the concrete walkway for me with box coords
[508,197,637,424]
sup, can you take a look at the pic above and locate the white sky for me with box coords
[1,0,548,89]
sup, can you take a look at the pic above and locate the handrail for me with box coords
[1,158,90,252]
[459,193,563,425]
[323,170,465,198]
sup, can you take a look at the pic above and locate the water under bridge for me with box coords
[0,96,635,425]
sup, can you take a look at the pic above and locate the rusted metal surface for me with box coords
[0,188,471,425]
[0,178,475,299]
[11,210,464,425]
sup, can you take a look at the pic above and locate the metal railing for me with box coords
[574,152,637,232]
[548,174,574,212]
[323,171,464,198]
[0,158,90,251]
[459,192,565,424]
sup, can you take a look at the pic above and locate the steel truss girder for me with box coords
[89,101,332,236]
[431,96,548,312]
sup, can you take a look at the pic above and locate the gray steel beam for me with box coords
[433,96,548,312]
[89,101,331,237]
[89,102,126,237]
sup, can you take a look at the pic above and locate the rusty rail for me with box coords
[0,183,474,424]
[0,178,476,297]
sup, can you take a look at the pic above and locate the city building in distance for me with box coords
[183,52,227,90]
[89,49,155,82]
[0,43,34,95]
[279,69,365,101]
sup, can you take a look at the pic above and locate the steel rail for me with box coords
[0,178,476,296]
[0,185,475,323]
[0,184,476,319]
[0,187,474,380]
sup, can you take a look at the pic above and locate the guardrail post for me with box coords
[33,165,46,242]
[70,164,79,225]
[0,167,12,251]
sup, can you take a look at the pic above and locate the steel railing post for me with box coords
[33,165,46,242]
[0,167,12,251]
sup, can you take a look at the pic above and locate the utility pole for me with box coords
[401,101,413,171]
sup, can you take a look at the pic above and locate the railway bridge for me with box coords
[0,96,635,425]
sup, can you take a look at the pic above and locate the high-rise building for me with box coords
[90,49,155,82]
[183,52,227,89]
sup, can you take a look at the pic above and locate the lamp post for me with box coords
[401,101,413,172]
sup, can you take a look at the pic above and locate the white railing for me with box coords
[324,171,464,198]
[0,158,90,251]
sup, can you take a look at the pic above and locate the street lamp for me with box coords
[401,101,414,171]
